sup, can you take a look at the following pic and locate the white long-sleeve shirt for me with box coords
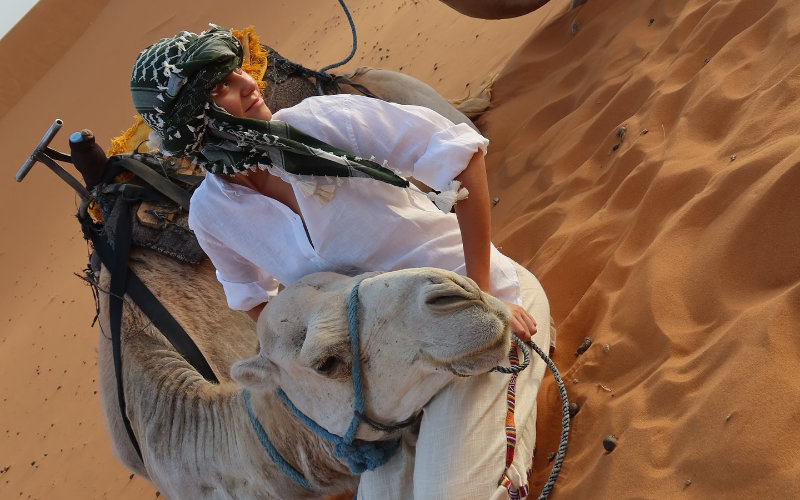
[188,94,521,310]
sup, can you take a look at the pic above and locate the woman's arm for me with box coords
[454,152,537,342]
[454,151,492,292]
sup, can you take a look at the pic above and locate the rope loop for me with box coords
[491,335,530,374]
[490,333,570,498]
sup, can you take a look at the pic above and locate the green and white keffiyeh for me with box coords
[130,26,408,187]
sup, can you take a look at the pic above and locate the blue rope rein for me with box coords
[525,339,570,500]
[316,0,358,95]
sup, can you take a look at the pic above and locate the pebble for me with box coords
[603,434,617,452]
[576,336,592,355]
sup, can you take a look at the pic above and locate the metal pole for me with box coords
[15,118,64,182]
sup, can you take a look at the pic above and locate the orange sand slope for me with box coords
[482,0,800,497]
[1,0,799,498]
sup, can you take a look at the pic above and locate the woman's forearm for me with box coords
[454,151,493,292]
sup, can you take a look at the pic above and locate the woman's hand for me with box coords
[503,301,537,342]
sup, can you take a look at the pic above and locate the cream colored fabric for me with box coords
[359,262,551,499]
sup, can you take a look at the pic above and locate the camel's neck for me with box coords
[124,350,356,498]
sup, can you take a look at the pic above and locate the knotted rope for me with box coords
[276,388,399,474]
[491,335,531,374]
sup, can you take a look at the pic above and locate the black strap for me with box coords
[109,156,192,210]
[83,197,220,464]
[106,199,143,462]
[124,269,219,382]
[88,207,220,384]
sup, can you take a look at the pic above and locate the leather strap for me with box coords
[80,163,219,464]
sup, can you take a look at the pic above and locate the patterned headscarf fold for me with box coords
[130,26,408,187]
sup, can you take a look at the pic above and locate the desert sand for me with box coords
[1,0,798,498]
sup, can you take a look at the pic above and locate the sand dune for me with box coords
[483,0,800,497]
[1,0,798,498]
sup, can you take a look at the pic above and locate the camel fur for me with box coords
[97,248,513,499]
[335,67,490,132]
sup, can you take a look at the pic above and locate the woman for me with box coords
[131,25,550,499]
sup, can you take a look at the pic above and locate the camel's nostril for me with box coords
[424,280,480,311]
[425,294,468,308]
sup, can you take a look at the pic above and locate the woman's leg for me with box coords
[411,263,551,499]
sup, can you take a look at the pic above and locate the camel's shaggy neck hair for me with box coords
[97,250,358,499]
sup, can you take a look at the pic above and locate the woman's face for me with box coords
[210,68,272,120]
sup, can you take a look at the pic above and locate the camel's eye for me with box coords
[314,356,341,375]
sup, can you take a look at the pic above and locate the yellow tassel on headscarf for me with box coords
[107,115,151,156]
[233,26,269,94]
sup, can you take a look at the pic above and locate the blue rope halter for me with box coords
[242,279,401,489]
[275,279,401,474]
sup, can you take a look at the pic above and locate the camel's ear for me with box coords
[231,355,273,391]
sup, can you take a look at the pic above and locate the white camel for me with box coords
[336,67,491,131]
[97,249,515,499]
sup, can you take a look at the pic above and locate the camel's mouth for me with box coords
[415,274,513,375]
[418,320,512,376]
[450,323,512,376]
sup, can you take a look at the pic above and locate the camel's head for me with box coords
[231,267,512,440]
